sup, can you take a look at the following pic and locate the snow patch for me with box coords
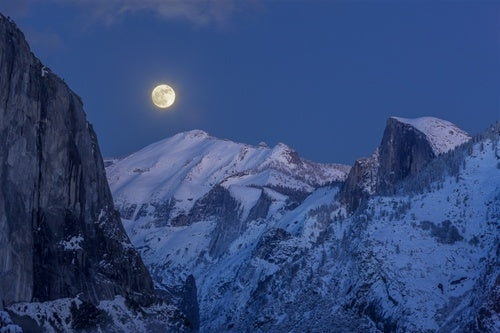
[59,235,84,250]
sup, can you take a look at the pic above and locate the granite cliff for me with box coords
[0,13,195,332]
[341,116,471,211]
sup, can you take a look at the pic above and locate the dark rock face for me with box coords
[377,117,436,189]
[253,228,292,262]
[199,186,242,257]
[246,191,273,222]
[341,118,438,211]
[181,275,200,331]
[340,150,379,212]
[0,14,153,306]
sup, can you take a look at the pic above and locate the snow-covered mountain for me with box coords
[106,130,349,257]
[106,129,349,213]
[106,117,499,332]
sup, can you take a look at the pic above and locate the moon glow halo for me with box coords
[152,84,175,109]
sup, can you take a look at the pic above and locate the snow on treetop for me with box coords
[391,116,471,155]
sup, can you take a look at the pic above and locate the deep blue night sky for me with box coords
[1,1,499,164]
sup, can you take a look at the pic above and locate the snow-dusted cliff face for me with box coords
[106,120,498,332]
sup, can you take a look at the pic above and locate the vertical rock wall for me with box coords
[0,14,153,306]
[341,117,439,211]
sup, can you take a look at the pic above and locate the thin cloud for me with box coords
[54,0,244,27]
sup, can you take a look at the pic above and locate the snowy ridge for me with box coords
[106,130,350,221]
[391,116,471,155]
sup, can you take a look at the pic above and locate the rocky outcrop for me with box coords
[200,186,242,257]
[0,13,154,307]
[340,148,380,211]
[341,116,470,211]
[181,275,200,331]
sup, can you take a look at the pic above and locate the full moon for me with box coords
[152,84,175,108]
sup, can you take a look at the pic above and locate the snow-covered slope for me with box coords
[107,122,499,332]
[193,126,498,332]
[391,116,471,155]
[346,136,499,332]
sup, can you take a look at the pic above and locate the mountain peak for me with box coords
[182,129,210,139]
[267,142,299,165]
[341,115,472,211]
[389,116,471,155]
